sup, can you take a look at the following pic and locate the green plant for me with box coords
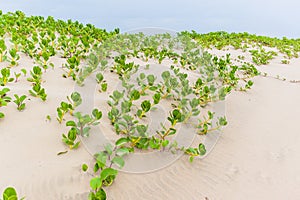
[29,83,47,101]
[27,66,43,84]
[0,68,14,86]
[8,48,20,66]
[196,111,227,135]
[185,143,206,162]
[37,51,54,71]
[281,59,290,64]
[96,73,107,92]
[87,141,130,199]
[62,55,80,80]
[0,39,7,62]
[1,186,25,200]
[13,94,27,111]
[62,108,102,149]
[0,88,11,118]
[157,109,184,140]
[14,72,21,82]
[249,47,277,65]
[112,54,139,78]
[57,92,82,123]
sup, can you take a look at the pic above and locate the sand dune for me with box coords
[1,47,300,200]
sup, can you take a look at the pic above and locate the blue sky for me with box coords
[1,0,299,38]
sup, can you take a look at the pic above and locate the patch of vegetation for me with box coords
[0,10,298,199]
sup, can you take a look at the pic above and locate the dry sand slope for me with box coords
[1,51,300,200]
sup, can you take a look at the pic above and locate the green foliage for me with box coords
[82,163,88,172]
[96,73,107,92]
[1,187,25,200]
[249,47,277,65]
[27,66,43,84]
[0,68,14,86]
[0,39,7,62]
[113,54,139,78]
[63,56,80,80]
[0,88,11,111]
[281,59,290,64]
[56,92,82,123]
[29,83,47,101]
[2,10,295,198]
[8,48,20,66]
[13,94,27,111]
[62,108,102,149]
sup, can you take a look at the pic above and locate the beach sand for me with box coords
[0,47,300,200]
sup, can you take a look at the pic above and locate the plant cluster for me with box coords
[1,10,298,200]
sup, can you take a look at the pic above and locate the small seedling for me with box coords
[14,72,21,82]
[0,39,7,62]
[0,68,14,86]
[96,73,107,92]
[185,143,206,162]
[281,59,290,64]
[21,68,27,76]
[0,88,11,107]
[62,56,80,80]
[27,66,43,84]
[57,92,82,123]
[8,48,20,66]
[29,83,47,101]
[13,94,27,111]
[62,109,102,149]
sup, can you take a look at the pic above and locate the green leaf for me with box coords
[92,109,102,120]
[198,143,206,156]
[218,117,228,126]
[101,83,107,92]
[100,168,118,180]
[88,189,106,200]
[116,147,130,157]
[66,121,76,127]
[141,100,151,112]
[96,73,104,83]
[90,177,102,190]
[136,109,143,118]
[129,89,140,101]
[112,156,125,168]
[19,95,27,102]
[185,147,198,156]
[139,73,146,80]
[82,127,91,136]
[162,140,169,147]
[104,143,113,155]
[162,71,170,81]
[136,124,147,136]
[153,93,161,104]
[70,92,82,106]
[115,137,130,146]
[172,109,181,120]
[0,112,5,118]
[68,127,78,140]
[61,101,70,110]
[72,141,80,149]
[147,74,155,85]
[96,152,107,167]
[82,163,88,172]
[3,187,17,200]
[189,156,194,163]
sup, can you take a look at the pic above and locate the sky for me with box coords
[0,0,299,38]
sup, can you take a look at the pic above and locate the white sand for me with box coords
[0,48,300,200]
